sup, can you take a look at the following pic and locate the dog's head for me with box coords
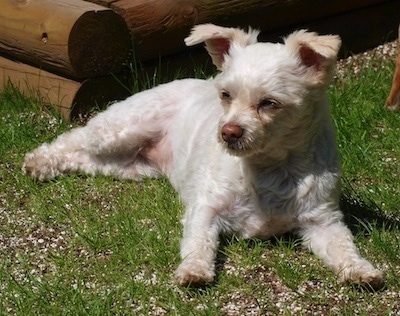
[185,24,341,158]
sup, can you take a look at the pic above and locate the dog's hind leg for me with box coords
[301,220,384,289]
[22,120,166,181]
[22,126,96,180]
[22,99,168,181]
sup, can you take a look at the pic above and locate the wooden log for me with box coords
[0,56,131,120]
[134,0,400,86]
[0,0,131,80]
[86,0,117,6]
[108,0,387,61]
[282,0,400,56]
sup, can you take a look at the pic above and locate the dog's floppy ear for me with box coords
[185,23,259,70]
[285,30,341,86]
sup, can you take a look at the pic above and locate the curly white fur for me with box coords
[23,24,383,289]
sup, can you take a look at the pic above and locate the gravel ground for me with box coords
[336,40,398,77]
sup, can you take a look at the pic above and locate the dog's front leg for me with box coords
[301,220,384,289]
[174,204,220,287]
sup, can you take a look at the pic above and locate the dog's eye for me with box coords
[258,99,279,109]
[220,90,231,100]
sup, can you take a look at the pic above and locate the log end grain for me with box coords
[69,10,132,79]
[0,0,132,80]
[70,74,131,118]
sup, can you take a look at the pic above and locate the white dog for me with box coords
[23,24,383,289]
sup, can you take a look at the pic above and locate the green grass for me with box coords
[0,56,399,315]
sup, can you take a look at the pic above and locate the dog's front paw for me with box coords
[22,149,60,181]
[174,259,215,287]
[338,261,384,290]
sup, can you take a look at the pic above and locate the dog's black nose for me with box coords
[221,124,243,144]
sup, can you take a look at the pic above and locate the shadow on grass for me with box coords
[340,192,400,234]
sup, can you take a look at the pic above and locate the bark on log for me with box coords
[0,0,131,79]
[0,56,130,120]
[109,0,385,61]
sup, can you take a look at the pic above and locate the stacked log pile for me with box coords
[1,0,399,119]
[0,0,131,120]
[88,0,400,63]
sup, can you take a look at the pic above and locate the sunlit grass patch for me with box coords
[0,53,399,315]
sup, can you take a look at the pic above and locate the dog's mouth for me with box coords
[225,140,245,151]
[222,140,257,158]
[219,127,254,156]
[219,122,268,157]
